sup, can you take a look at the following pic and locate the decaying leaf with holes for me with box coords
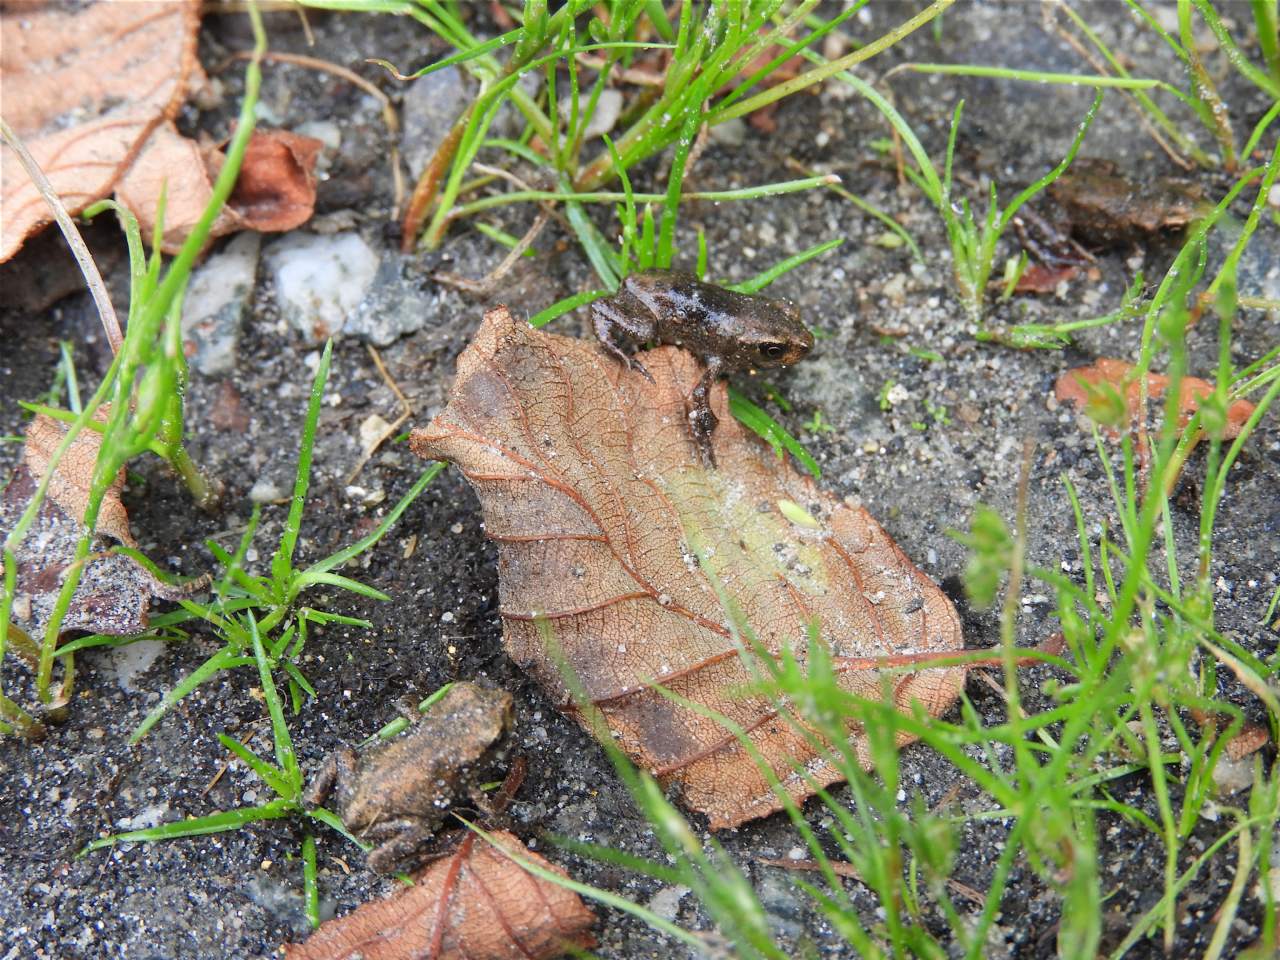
[411,308,964,829]
[1054,358,1256,439]
[1,413,201,647]
[284,830,595,960]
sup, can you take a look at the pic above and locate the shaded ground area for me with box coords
[1,4,1277,959]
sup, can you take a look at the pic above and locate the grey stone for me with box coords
[709,117,748,148]
[561,88,623,140]
[647,885,690,923]
[249,478,287,503]
[401,65,539,179]
[106,638,167,693]
[292,120,341,173]
[345,254,442,346]
[181,231,260,376]
[401,66,473,180]
[264,231,380,343]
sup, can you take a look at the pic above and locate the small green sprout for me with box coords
[878,379,896,411]
[803,410,837,435]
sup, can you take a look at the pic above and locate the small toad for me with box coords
[591,270,813,467]
[304,681,514,874]
[1017,158,1207,266]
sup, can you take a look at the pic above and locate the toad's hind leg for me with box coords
[591,296,657,383]
[686,361,722,468]
[364,820,438,875]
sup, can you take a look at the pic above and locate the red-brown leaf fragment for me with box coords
[284,831,595,960]
[1055,358,1256,438]
[116,125,323,253]
[1013,262,1079,295]
[228,128,323,232]
[411,308,965,829]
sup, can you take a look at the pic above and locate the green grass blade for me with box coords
[129,646,240,743]
[529,289,610,328]
[727,387,820,478]
[80,799,295,854]
[216,732,292,798]
[728,238,843,294]
[303,463,444,577]
[249,613,300,795]
[273,340,332,582]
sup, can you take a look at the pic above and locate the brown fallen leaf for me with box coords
[1055,358,1256,438]
[1012,262,1079,295]
[0,0,203,261]
[24,410,133,546]
[284,830,595,960]
[411,308,965,829]
[226,128,324,232]
[2,413,199,643]
[117,124,324,254]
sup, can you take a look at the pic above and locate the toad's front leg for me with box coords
[303,747,358,810]
[686,358,723,468]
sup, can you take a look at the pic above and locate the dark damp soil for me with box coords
[2,4,1277,959]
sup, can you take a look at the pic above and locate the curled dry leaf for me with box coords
[1,413,198,643]
[226,129,324,233]
[117,125,324,254]
[0,0,202,261]
[411,308,964,829]
[284,830,595,960]
[1055,358,1256,438]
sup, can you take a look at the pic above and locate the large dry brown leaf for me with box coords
[284,830,595,960]
[0,1,203,261]
[411,308,964,829]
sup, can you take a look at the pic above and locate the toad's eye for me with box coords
[758,342,789,361]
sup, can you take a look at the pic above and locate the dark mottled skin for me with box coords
[1049,159,1205,246]
[1019,159,1207,265]
[304,682,513,874]
[591,270,813,466]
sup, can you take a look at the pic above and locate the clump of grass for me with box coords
[0,7,268,733]
[81,627,457,932]
[81,609,359,931]
[75,359,447,925]
[57,343,444,742]
[312,0,949,259]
